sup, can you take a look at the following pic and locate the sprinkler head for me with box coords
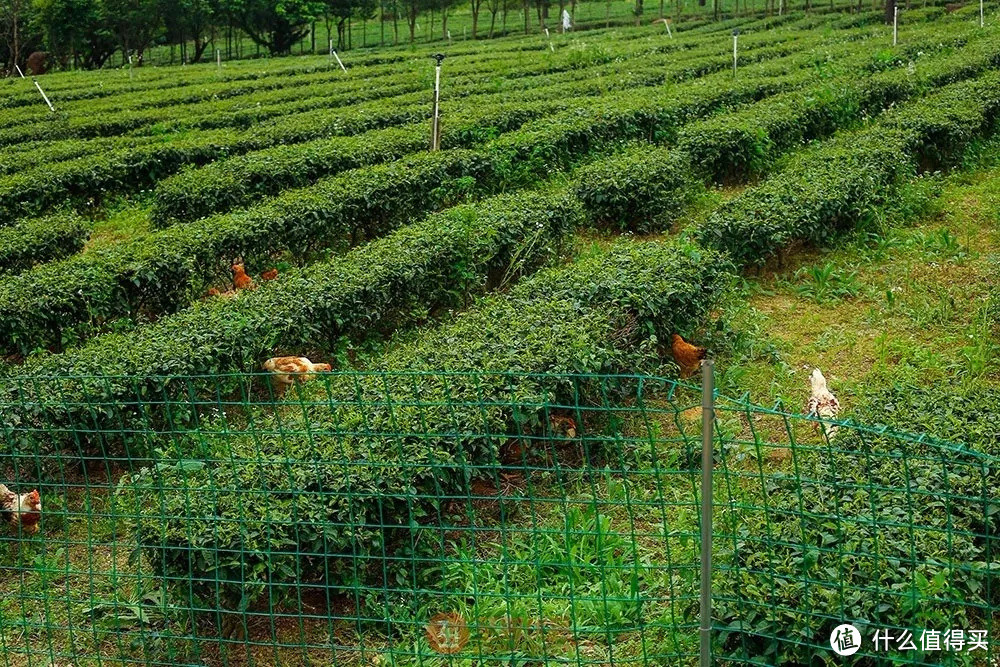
[431,53,446,65]
[732,28,740,36]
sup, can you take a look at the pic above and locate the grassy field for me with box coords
[1,6,999,666]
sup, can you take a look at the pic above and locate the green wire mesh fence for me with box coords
[0,370,995,666]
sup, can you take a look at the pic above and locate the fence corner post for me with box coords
[700,359,715,667]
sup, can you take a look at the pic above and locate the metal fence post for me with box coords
[700,359,715,667]
[430,54,445,151]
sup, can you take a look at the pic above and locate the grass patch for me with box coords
[713,159,1000,412]
[83,199,154,253]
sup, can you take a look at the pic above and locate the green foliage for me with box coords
[117,239,734,606]
[0,150,493,356]
[715,386,999,665]
[573,145,697,233]
[786,262,861,303]
[0,212,91,277]
[696,71,1000,269]
[2,187,583,455]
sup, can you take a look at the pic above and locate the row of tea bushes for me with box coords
[0,66,803,356]
[0,212,91,277]
[696,71,1000,268]
[0,187,585,457]
[117,238,734,609]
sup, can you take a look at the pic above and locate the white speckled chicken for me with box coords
[806,368,841,440]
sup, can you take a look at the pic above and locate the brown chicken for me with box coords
[262,356,332,388]
[671,334,707,379]
[260,268,279,281]
[232,263,255,291]
[0,485,41,535]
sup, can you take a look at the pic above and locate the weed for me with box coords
[785,262,861,303]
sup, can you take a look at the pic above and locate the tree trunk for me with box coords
[884,0,894,23]
[192,38,208,62]
[524,0,530,32]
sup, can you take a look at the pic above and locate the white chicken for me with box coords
[0,485,42,535]
[806,368,841,440]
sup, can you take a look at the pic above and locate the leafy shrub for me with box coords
[574,145,697,232]
[696,71,1000,268]
[1,187,583,458]
[715,386,999,664]
[0,212,91,277]
[117,239,734,608]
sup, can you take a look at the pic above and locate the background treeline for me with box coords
[1,0,897,74]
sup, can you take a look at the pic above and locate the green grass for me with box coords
[711,152,1000,413]
[83,200,155,253]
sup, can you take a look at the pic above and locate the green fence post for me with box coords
[700,359,715,667]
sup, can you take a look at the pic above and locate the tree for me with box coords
[33,0,115,68]
[160,0,215,62]
[104,0,161,62]
[439,0,453,39]
[222,0,323,54]
[400,0,430,42]
[322,0,372,49]
[469,0,482,36]
[1,0,37,72]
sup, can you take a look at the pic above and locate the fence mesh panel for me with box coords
[0,371,995,666]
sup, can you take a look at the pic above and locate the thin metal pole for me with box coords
[432,65,441,149]
[699,359,715,667]
[732,30,739,76]
[14,64,25,78]
[665,19,673,38]
[980,0,984,27]
[333,51,347,71]
[431,54,444,150]
[893,6,898,45]
[33,79,55,112]
[217,48,221,70]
